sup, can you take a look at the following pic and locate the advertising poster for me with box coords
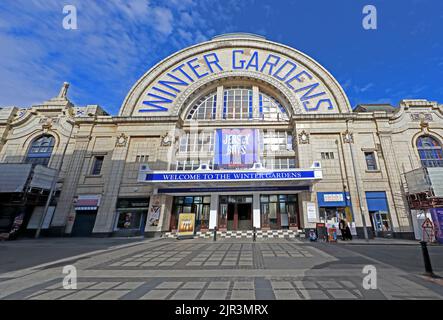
[214,129,258,169]
[147,195,161,227]
[430,208,443,244]
[307,202,317,223]
[177,213,196,239]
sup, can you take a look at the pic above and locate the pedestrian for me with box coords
[345,222,353,240]
[339,219,346,241]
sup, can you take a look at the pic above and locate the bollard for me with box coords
[420,241,435,277]
[213,226,217,242]
[253,227,256,242]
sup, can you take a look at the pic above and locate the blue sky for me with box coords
[0,0,442,114]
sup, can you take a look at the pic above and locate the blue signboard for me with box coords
[214,128,258,169]
[142,170,316,183]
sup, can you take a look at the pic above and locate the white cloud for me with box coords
[0,0,234,112]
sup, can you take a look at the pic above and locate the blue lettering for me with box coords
[294,82,326,101]
[232,50,245,69]
[273,60,297,81]
[260,54,281,75]
[285,70,313,89]
[187,58,209,79]
[245,51,259,71]
[304,98,334,112]
[203,53,223,73]
[172,64,194,82]
[140,93,171,112]
[152,86,177,98]
[158,73,188,93]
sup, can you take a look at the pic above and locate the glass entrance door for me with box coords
[219,195,253,231]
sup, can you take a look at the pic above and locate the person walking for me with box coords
[345,221,353,240]
[339,219,347,241]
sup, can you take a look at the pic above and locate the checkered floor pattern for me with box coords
[162,229,301,239]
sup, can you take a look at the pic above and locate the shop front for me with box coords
[317,192,355,237]
[114,197,150,236]
[365,191,393,238]
[71,194,101,237]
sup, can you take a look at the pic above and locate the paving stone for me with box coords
[271,281,294,289]
[230,290,255,300]
[317,281,342,289]
[273,290,302,300]
[92,290,130,300]
[233,281,254,289]
[327,290,357,299]
[114,282,144,290]
[182,282,206,289]
[30,290,74,300]
[200,290,228,300]
[170,290,201,300]
[208,281,230,289]
[156,281,183,289]
[301,290,329,299]
[88,282,121,290]
[140,290,173,300]
[61,290,103,300]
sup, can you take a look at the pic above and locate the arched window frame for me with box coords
[416,135,443,168]
[185,85,290,121]
[25,135,55,166]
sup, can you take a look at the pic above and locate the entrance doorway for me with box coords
[219,195,252,231]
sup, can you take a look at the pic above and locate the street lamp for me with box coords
[35,119,76,238]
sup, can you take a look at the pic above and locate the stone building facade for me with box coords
[1,33,442,240]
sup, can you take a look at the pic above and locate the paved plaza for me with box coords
[0,238,442,300]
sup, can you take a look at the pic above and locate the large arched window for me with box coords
[186,86,290,121]
[187,91,217,120]
[416,135,443,168]
[26,135,55,166]
[259,92,289,121]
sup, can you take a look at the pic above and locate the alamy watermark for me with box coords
[362,265,377,290]
[63,5,78,30]
[62,265,77,290]
[362,5,377,30]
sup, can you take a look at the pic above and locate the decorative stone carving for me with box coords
[298,130,310,144]
[161,132,173,147]
[115,133,128,147]
[58,82,70,99]
[411,113,433,122]
[342,130,354,144]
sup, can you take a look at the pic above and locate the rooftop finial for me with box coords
[58,82,70,99]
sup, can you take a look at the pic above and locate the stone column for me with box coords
[252,86,260,119]
[215,85,224,120]
[378,133,411,233]
[51,135,90,233]
[253,193,261,229]
[92,136,129,235]
[209,193,218,229]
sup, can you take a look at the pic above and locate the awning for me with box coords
[74,195,101,210]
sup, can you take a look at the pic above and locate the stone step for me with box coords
[162,229,302,239]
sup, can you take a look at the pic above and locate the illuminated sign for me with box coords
[214,129,258,169]
[138,48,336,113]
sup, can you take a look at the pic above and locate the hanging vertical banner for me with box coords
[430,208,443,244]
[214,128,258,169]
[177,213,196,239]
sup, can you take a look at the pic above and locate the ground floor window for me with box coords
[115,198,149,231]
[260,194,298,229]
[171,196,211,231]
[369,211,391,233]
